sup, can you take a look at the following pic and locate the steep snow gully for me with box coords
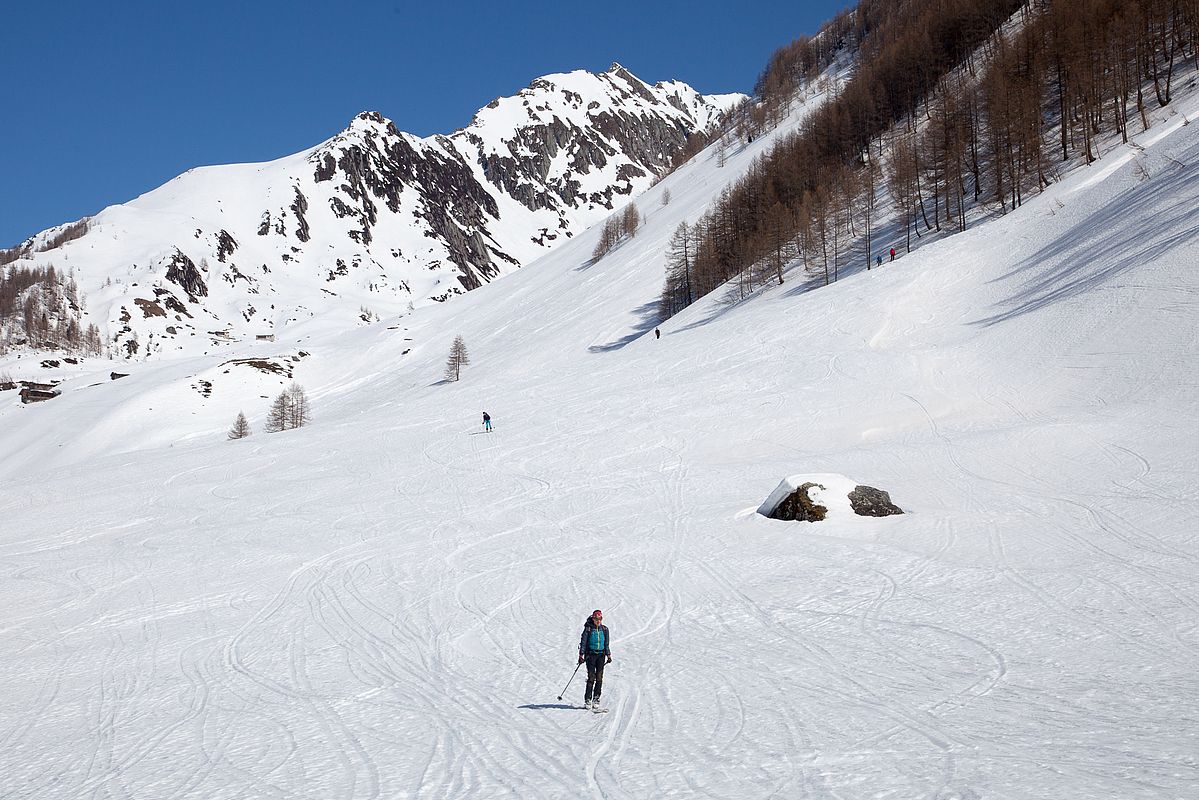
[3,81,1199,800]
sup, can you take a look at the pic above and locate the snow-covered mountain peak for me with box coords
[340,110,400,138]
[2,65,743,360]
[463,65,741,143]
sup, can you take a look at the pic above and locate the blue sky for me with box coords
[0,0,848,247]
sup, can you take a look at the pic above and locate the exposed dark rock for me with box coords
[291,187,310,243]
[327,258,350,282]
[222,358,294,377]
[20,382,61,403]
[110,372,129,380]
[616,163,647,182]
[216,229,238,263]
[134,298,167,318]
[848,486,904,517]
[165,249,208,302]
[313,152,336,182]
[162,294,191,318]
[329,197,356,220]
[223,265,253,285]
[768,482,828,522]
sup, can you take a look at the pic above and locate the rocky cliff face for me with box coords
[1,64,741,358]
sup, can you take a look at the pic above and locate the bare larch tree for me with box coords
[228,411,252,440]
[445,335,470,382]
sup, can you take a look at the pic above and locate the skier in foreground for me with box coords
[578,609,612,711]
[482,411,492,432]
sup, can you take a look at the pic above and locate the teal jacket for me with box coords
[579,619,611,657]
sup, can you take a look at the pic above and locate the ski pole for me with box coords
[557,663,583,701]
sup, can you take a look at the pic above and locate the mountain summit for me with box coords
[4,67,741,358]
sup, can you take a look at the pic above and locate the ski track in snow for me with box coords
[4,73,1199,800]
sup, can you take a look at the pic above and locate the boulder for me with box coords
[758,474,903,522]
[767,482,828,522]
[848,485,904,517]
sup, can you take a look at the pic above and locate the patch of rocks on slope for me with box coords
[759,474,904,522]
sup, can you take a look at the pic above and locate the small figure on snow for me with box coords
[482,412,492,432]
[655,328,661,340]
[578,609,612,711]
[874,255,882,270]
[889,247,896,262]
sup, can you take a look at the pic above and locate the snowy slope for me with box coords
[2,75,1199,800]
[1,64,740,359]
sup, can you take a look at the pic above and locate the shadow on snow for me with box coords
[587,299,662,352]
[973,145,1199,327]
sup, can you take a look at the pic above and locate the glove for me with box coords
[578,655,584,665]
[606,656,612,664]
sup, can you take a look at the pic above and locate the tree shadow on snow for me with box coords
[972,145,1199,327]
[587,299,662,352]
[675,272,819,334]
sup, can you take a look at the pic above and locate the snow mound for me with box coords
[758,473,902,521]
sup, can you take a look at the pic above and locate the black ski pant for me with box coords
[584,652,607,702]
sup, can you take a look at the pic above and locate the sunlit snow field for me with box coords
[3,83,1199,799]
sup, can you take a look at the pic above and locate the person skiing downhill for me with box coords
[482,412,492,432]
[578,609,611,710]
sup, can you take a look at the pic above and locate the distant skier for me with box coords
[874,255,882,269]
[655,328,661,340]
[482,412,492,432]
[578,609,611,711]
[889,247,896,262]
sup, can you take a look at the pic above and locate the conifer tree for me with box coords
[228,411,251,440]
[659,221,695,317]
[621,203,641,238]
[285,382,310,429]
[263,383,311,432]
[591,217,623,261]
[445,335,470,382]
[264,393,289,433]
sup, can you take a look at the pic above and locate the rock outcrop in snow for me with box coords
[847,485,903,517]
[759,475,904,522]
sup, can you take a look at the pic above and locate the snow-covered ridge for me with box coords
[2,65,742,360]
